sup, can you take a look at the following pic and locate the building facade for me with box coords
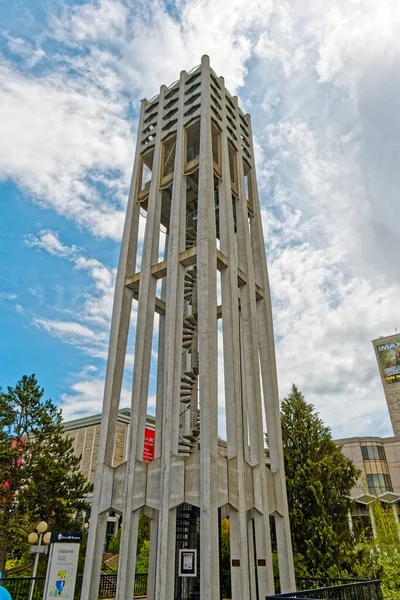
[80,55,295,600]
[63,409,230,489]
[336,435,400,498]
[335,435,400,537]
[372,333,400,435]
[63,409,138,485]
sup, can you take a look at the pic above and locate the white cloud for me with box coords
[49,0,273,97]
[59,376,156,422]
[78,365,98,377]
[60,378,129,421]
[25,230,77,257]
[15,304,25,314]
[33,317,98,339]
[6,36,45,68]
[3,0,400,439]
[27,230,116,326]
[0,60,133,240]
[27,230,139,363]
[0,292,17,300]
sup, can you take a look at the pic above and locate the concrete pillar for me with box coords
[348,510,354,536]
[218,74,251,600]
[246,115,296,592]
[369,504,377,539]
[80,100,145,600]
[117,84,167,600]
[197,54,220,598]
[392,503,400,542]
[155,70,187,600]
[233,95,275,597]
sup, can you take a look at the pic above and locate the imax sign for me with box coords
[378,342,400,352]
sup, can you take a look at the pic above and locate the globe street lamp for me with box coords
[28,521,50,600]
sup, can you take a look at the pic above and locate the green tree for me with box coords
[355,500,400,600]
[107,514,150,557]
[136,540,150,574]
[220,518,230,574]
[108,526,121,555]
[279,384,360,576]
[0,375,93,575]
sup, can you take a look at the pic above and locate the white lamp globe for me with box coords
[43,532,51,545]
[37,521,48,534]
[28,532,38,544]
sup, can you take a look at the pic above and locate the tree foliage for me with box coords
[280,384,360,576]
[220,518,230,574]
[0,375,93,575]
[107,513,151,570]
[354,500,400,600]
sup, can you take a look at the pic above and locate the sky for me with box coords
[0,0,399,439]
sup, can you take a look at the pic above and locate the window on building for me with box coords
[162,134,177,180]
[366,473,393,495]
[186,120,200,164]
[361,445,387,461]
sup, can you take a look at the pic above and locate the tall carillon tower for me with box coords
[81,56,295,600]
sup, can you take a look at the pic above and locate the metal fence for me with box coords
[1,574,381,600]
[0,577,46,600]
[273,577,372,596]
[0,573,149,600]
[267,579,383,600]
[219,575,380,600]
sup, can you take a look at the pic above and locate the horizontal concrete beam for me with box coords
[125,246,264,299]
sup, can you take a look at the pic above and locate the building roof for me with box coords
[371,332,400,343]
[63,407,156,430]
[334,434,400,445]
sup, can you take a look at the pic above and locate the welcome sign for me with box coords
[43,533,81,600]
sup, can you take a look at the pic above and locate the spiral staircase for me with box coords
[177,218,200,457]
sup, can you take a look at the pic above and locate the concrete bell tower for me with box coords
[80,55,295,600]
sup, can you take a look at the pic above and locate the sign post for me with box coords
[43,532,81,600]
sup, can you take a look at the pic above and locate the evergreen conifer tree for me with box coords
[0,375,93,575]
[280,384,359,576]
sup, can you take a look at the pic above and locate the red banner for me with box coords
[143,428,155,462]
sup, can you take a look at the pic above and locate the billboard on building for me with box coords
[376,337,400,385]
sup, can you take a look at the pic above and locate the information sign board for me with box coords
[43,533,81,600]
[178,549,197,577]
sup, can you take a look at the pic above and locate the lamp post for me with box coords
[28,521,49,600]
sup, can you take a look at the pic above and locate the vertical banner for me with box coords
[143,427,155,462]
[43,533,81,600]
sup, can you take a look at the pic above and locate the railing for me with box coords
[267,579,383,600]
[1,574,380,600]
[273,577,372,596]
[0,576,46,600]
[219,575,380,600]
[134,574,148,596]
[221,571,231,599]
[0,573,149,599]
